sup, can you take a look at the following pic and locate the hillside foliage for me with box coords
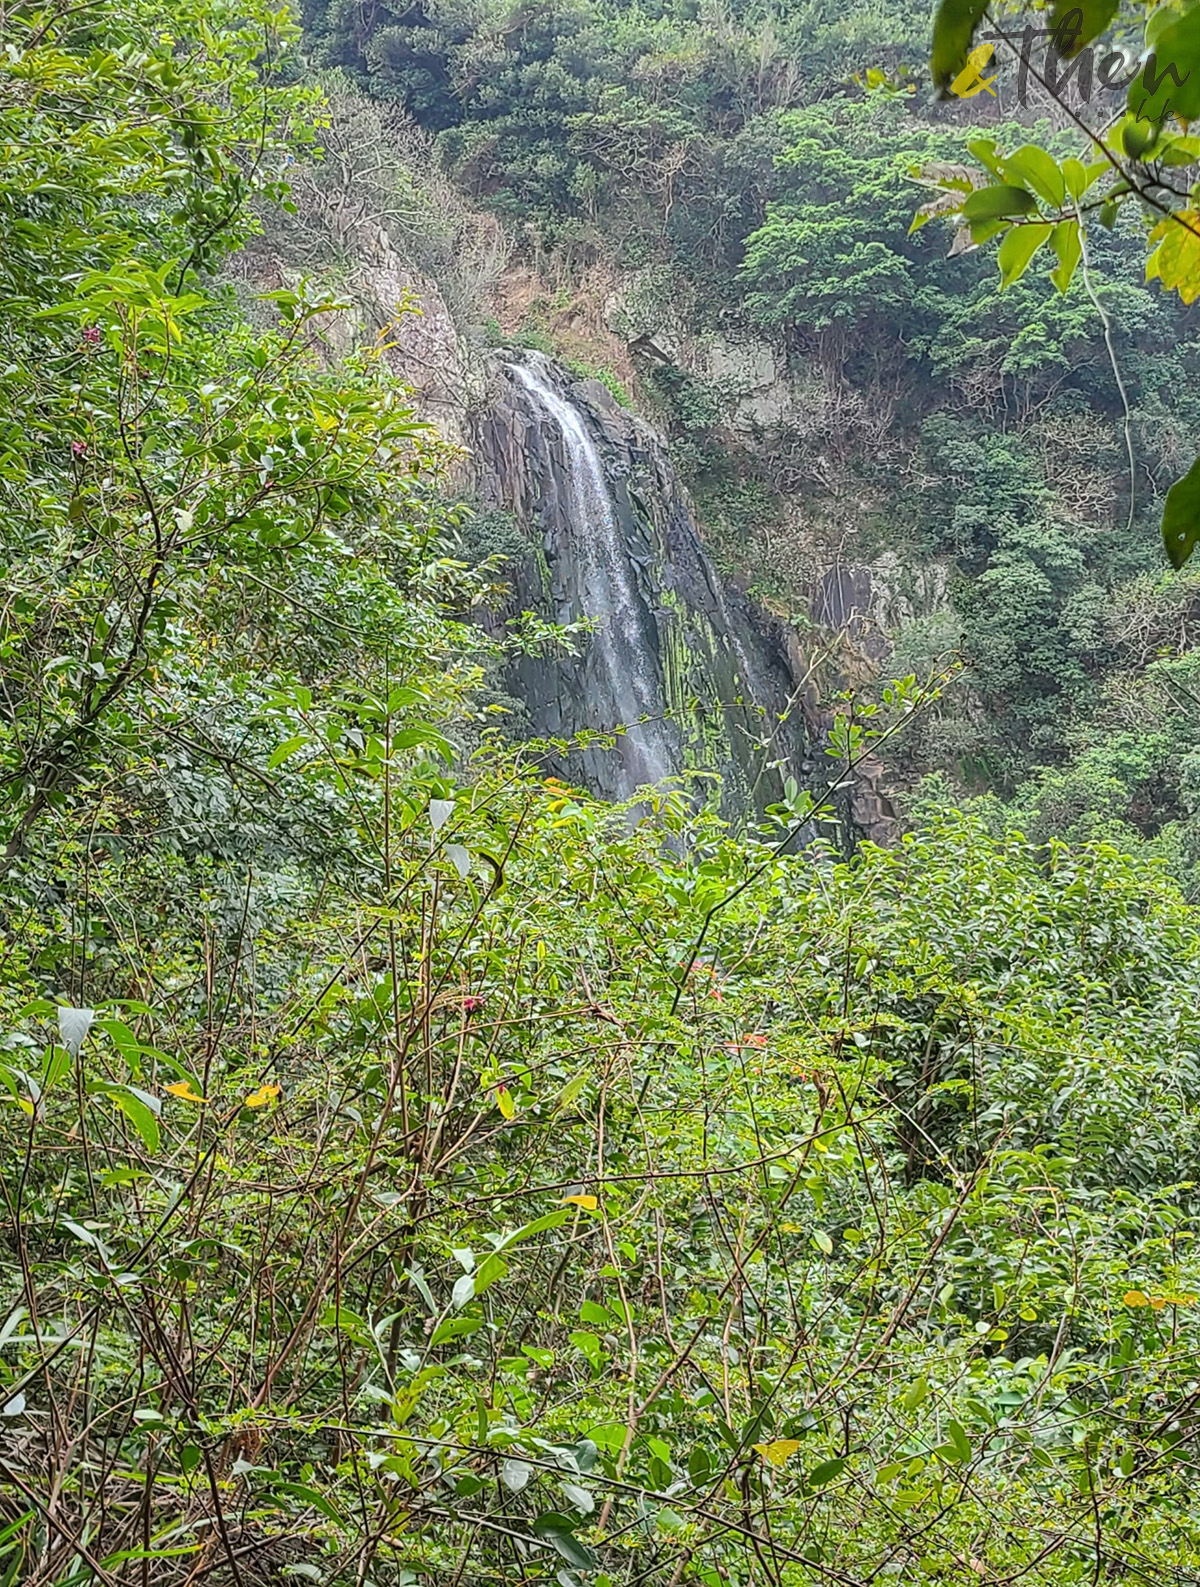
[3,3,1200,1587]
[300,0,1200,886]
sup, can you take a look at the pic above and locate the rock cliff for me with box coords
[471,352,832,817]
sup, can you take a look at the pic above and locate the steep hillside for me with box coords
[293,1,1200,881]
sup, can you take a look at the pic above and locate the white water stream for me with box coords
[509,355,675,791]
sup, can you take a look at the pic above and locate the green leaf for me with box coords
[430,1316,483,1346]
[1002,146,1065,207]
[902,1377,930,1412]
[497,1209,569,1249]
[962,186,1038,226]
[1129,6,1200,125]
[1061,156,1108,204]
[967,138,1005,178]
[1050,220,1082,293]
[472,1252,507,1298]
[946,1420,972,1463]
[1049,0,1118,56]
[931,0,990,95]
[997,223,1053,287]
[806,1457,847,1488]
[1162,454,1200,569]
[532,1513,598,1572]
[267,735,307,770]
[268,1482,342,1523]
[89,1082,160,1153]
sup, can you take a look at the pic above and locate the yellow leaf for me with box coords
[563,1194,598,1210]
[753,1439,802,1467]
[495,1085,515,1121]
[245,1084,281,1109]
[164,1082,207,1104]
[1146,210,1200,305]
[1122,1290,1149,1308]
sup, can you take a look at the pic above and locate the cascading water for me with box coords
[508,357,678,793]
[473,349,826,814]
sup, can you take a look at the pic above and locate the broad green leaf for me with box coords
[1129,6,1200,125]
[532,1513,598,1572]
[269,1482,342,1523]
[946,1420,972,1463]
[1061,158,1088,200]
[997,223,1053,287]
[90,1083,160,1153]
[967,138,1005,177]
[962,186,1038,226]
[498,1209,569,1249]
[1162,454,1200,569]
[1002,146,1065,207]
[903,1377,930,1412]
[472,1253,507,1298]
[393,726,454,760]
[807,1456,847,1488]
[1050,220,1082,293]
[429,1316,483,1346]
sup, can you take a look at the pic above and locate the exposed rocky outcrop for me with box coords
[471,352,833,817]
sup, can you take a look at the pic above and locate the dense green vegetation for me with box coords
[4,1,1200,1585]
[302,0,1200,882]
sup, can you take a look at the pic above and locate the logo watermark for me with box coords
[949,7,1192,120]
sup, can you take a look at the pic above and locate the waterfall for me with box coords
[474,349,825,816]
[508,355,678,794]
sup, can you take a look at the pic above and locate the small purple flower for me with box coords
[71,440,87,458]
[462,995,486,1016]
[82,325,101,347]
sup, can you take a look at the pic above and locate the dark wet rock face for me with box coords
[472,352,827,815]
